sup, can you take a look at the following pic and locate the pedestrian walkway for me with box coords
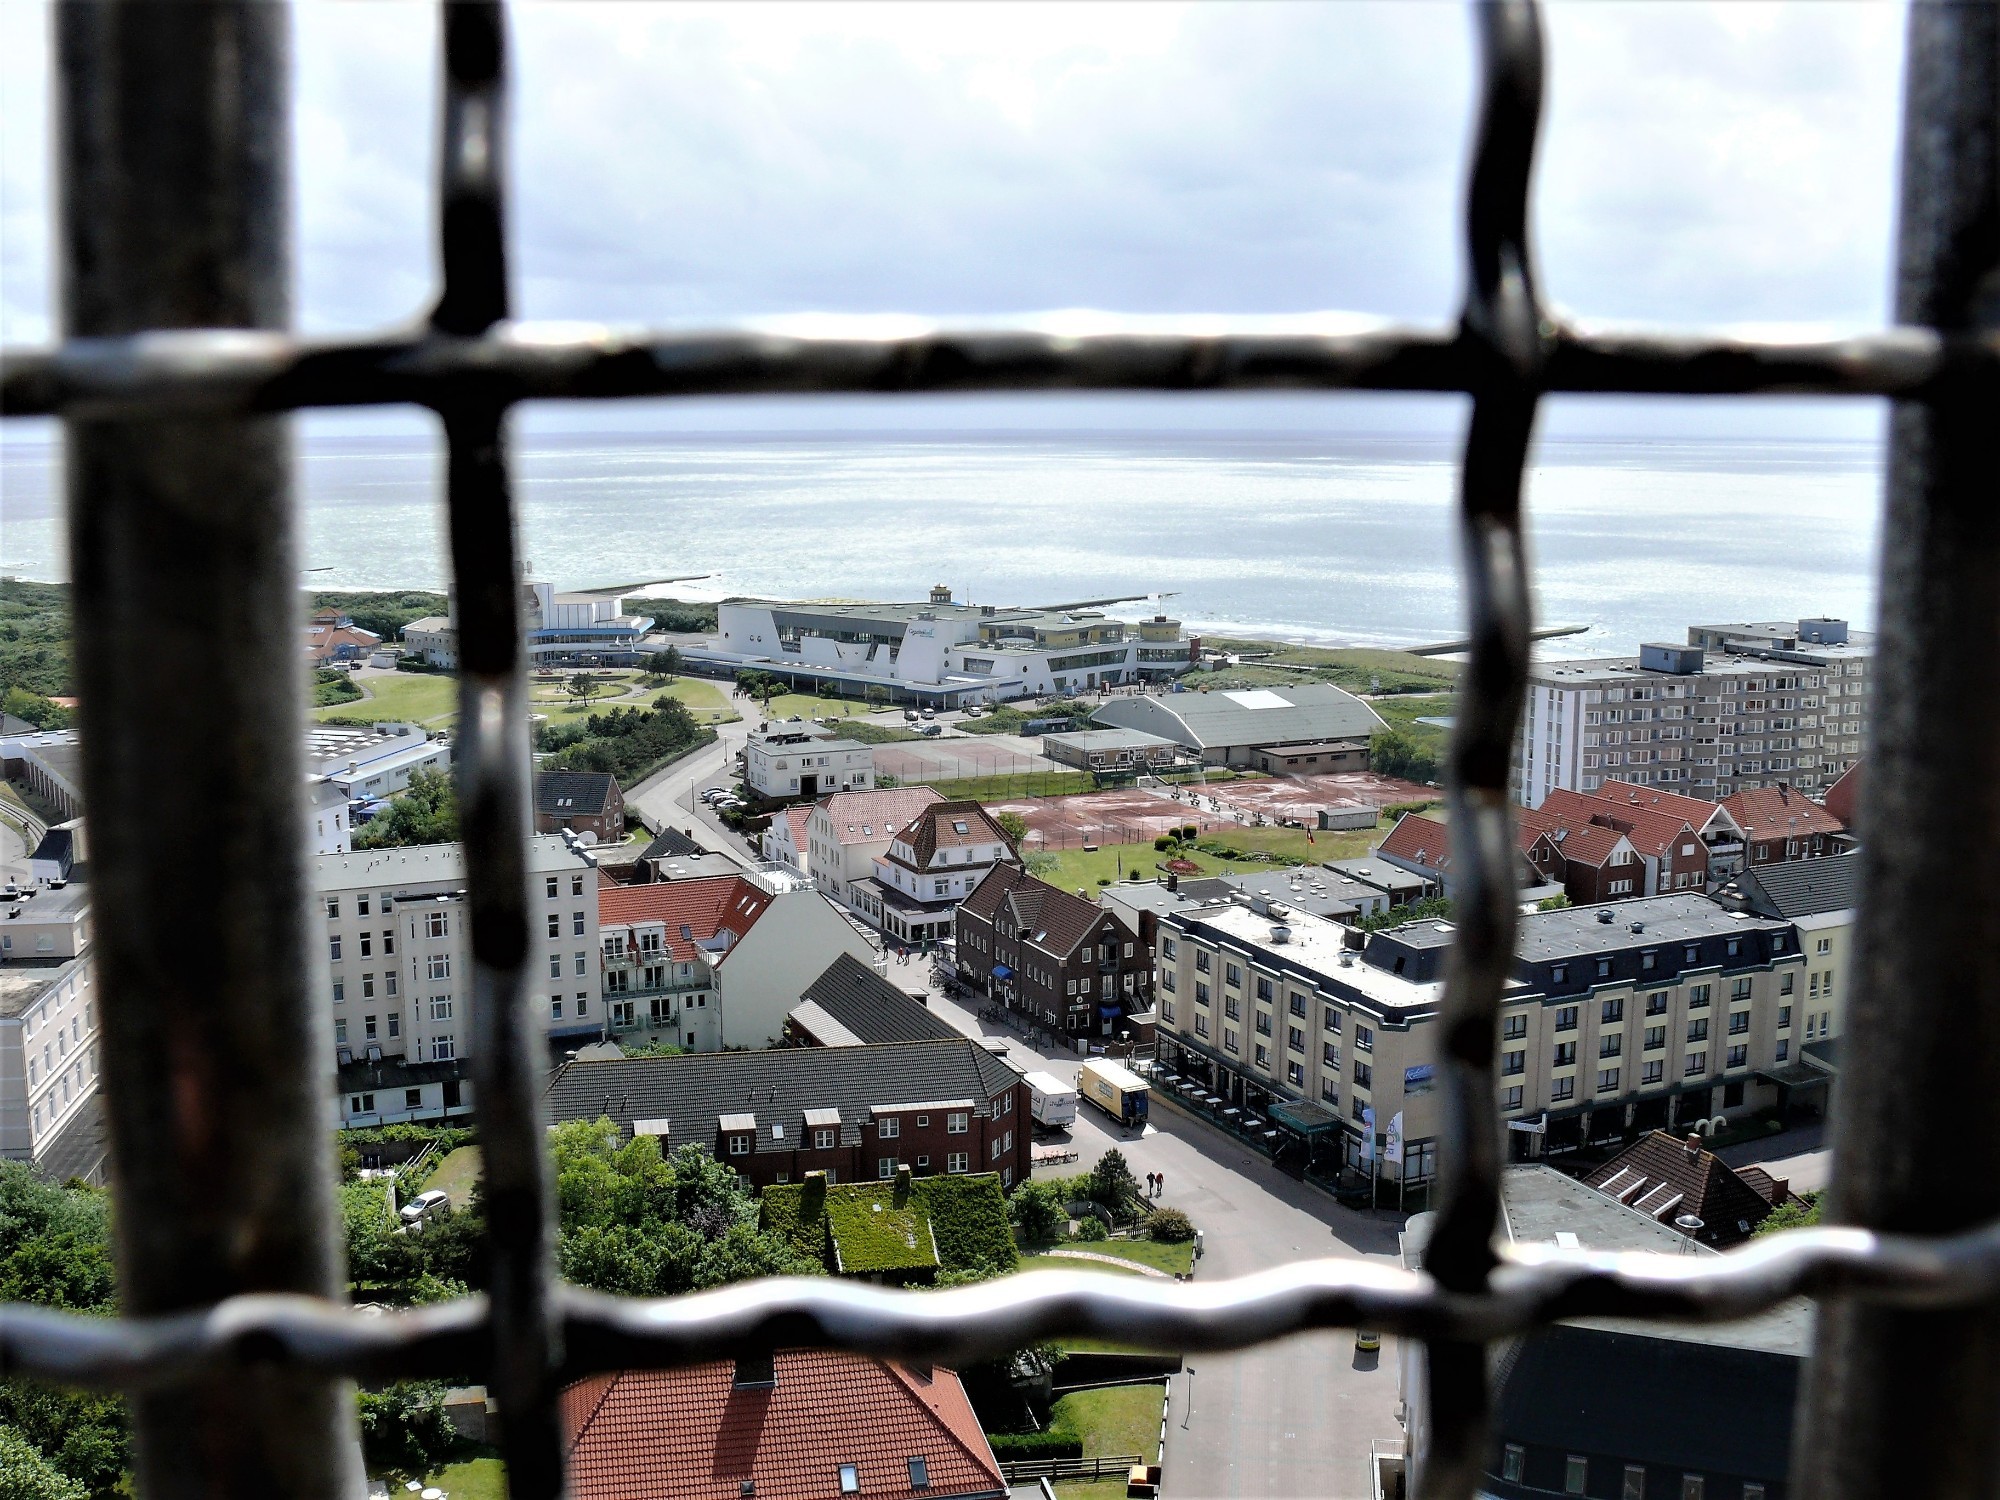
[1042,1248,1173,1279]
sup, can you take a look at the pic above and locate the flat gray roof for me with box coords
[1385,892,1789,961]
[1091,685,1385,751]
[1040,728,1179,751]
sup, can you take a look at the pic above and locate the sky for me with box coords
[0,1,1908,440]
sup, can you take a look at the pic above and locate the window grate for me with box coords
[2,4,1997,1500]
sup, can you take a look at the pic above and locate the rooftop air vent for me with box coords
[1597,909,1616,924]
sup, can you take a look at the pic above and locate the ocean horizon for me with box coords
[0,423,1884,657]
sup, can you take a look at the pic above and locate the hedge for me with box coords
[986,1433,1084,1460]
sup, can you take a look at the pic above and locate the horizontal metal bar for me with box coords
[3,320,1993,418]
[5,1220,2000,1394]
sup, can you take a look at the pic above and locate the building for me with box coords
[955,863,1153,1041]
[561,1352,1007,1500]
[0,728,83,821]
[1583,1129,1797,1248]
[305,721,451,800]
[1594,779,1749,883]
[402,581,656,669]
[0,880,103,1182]
[743,724,876,801]
[1821,760,1863,827]
[1152,891,1807,1180]
[596,867,879,1051]
[545,1040,1031,1190]
[303,610,382,666]
[806,787,947,919]
[861,801,1019,949]
[1090,684,1385,769]
[786,953,962,1047]
[688,588,1194,707]
[1514,617,1874,808]
[1529,787,1713,898]
[533,770,626,845]
[1373,812,1559,902]
[1725,849,1859,1084]
[315,835,599,1125]
[1402,1167,1808,1500]
[1038,727,1182,774]
[1721,784,1847,868]
[760,804,814,871]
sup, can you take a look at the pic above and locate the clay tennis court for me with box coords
[984,786,1233,849]
[1200,770,1435,824]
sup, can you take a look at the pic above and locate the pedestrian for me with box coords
[1157,1170,1166,1199]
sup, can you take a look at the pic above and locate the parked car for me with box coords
[399,1189,450,1227]
[1354,1329,1381,1354]
[919,708,936,720]
[918,723,943,738]
[903,709,919,722]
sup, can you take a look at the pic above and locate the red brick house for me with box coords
[1538,787,1711,895]
[534,770,626,845]
[1821,761,1863,828]
[562,1350,1006,1500]
[1722,783,1846,868]
[545,1040,1032,1190]
[955,862,1153,1041]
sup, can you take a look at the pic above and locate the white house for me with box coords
[743,725,876,801]
[805,787,946,919]
[0,880,102,1181]
[857,800,1019,949]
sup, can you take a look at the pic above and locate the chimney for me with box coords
[1684,1134,1702,1159]
[733,1350,776,1389]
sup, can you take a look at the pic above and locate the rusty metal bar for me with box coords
[1793,5,2000,1496]
[428,6,566,1497]
[52,3,361,1498]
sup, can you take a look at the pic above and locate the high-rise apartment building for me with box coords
[1514,617,1872,808]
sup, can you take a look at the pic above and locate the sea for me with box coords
[0,417,1885,657]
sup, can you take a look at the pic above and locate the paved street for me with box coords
[908,976,1408,1500]
[1717,1120,1831,1193]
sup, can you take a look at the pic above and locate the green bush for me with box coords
[1180,825,1199,841]
[1153,835,1174,851]
[1009,1180,1069,1242]
[986,1433,1083,1460]
[1146,1208,1194,1243]
[356,1382,458,1474]
[0,1425,89,1500]
[1072,1214,1108,1242]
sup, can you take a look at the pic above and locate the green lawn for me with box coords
[422,1145,481,1209]
[1203,638,1459,694]
[1017,1253,1150,1278]
[535,676,735,724]
[755,691,885,721]
[312,671,458,727]
[1050,1384,1164,1461]
[1053,1481,1132,1500]
[918,770,1097,801]
[413,1455,505,1500]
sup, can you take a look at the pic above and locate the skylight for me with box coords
[907,1456,929,1490]
[838,1464,859,1495]
[952,820,969,834]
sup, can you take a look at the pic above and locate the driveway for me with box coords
[1715,1120,1832,1193]
[913,976,1408,1499]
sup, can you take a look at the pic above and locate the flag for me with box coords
[1306,829,1315,844]
[1360,1105,1376,1163]
[1385,1111,1404,1166]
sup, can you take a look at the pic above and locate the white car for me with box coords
[399,1189,450,1226]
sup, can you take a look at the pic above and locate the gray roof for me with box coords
[640,826,708,861]
[534,770,619,818]
[1038,727,1180,752]
[545,1039,1022,1154]
[1386,892,1788,961]
[1734,850,1862,919]
[1089,685,1385,752]
[792,952,962,1046]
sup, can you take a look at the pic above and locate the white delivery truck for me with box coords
[1025,1071,1078,1131]
[1078,1059,1151,1129]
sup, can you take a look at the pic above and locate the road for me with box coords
[903,972,1408,1500]
[1716,1120,1832,1193]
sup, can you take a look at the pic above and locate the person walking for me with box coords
[1156,1170,1166,1199]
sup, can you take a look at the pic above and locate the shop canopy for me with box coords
[1269,1099,1343,1137]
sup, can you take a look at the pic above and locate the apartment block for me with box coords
[1515,617,1873,808]
[1153,890,1807,1184]
[0,881,101,1181]
[317,836,599,1125]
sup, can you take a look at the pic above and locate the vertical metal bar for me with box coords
[1418,5,1547,1498]
[1794,7,2000,1497]
[53,4,362,1498]
[429,5,565,1495]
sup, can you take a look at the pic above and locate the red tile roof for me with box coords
[819,788,947,846]
[891,800,1010,869]
[597,874,775,961]
[1546,821,1633,869]
[782,805,814,847]
[1721,784,1847,842]
[1596,780,1742,838]
[1378,812,1452,872]
[563,1352,1006,1500]
[1538,788,1698,861]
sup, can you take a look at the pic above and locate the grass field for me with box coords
[918,770,1097,801]
[422,1145,481,1209]
[411,1455,505,1500]
[535,676,734,724]
[1017,1252,1150,1278]
[1204,639,1459,694]
[754,691,886,722]
[310,671,457,727]
[1053,1481,1131,1500]
[1050,1384,1165,1461]
[1027,824,1378,895]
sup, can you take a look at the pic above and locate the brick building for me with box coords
[1722,784,1847,869]
[533,770,625,845]
[954,863,1152,1041]
[545,1039,1031,1189]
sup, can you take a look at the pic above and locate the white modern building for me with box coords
[0,881,102,1182]
[306,722,451,801]
[1090,684,1386,769]
[402,581,656,669]
[1514,619,1874,809]
[743,725,876,801]
[315,835,599,1125]
[597,866,881,1051]
[687,586,1194,706]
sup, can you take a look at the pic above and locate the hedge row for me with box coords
[986,1432,1084,1460]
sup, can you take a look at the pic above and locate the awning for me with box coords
[1097,1003,1122,1017]
[1755,1061,1831,1090]
[1268,1098,1343,1136]
[992,964,1014,981]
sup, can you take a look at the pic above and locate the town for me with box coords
[0,578,1863,1500]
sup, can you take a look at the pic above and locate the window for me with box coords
[363,1016,377,1041]
[405,1088,422,1110]
[1194,981,1210,1006]
[358,933,372,958]
[1679,1479,1704,1500]
[430,1036,455,1062]
[575,951,588,977]
[1553,1042,1576,1068]
[426,911,448,939]
[1597,1067,1620,1093]
[1646,991,1668,1016]
[1778,1005,1792,1029]
[879,1117,900,1138]
[1290,992,1308,1018]
[1354,1061,1372,1089]
[947,1112,968,1133]
[547,913,560,939]
[877,1157,898,1179]
[427,953,451,981]
[1324,1007,1341,1033]
[1732,977,1753,1002]
[333,1019,347,1044]
[1686,1051,1708,1077]
[1600,1034,1622,1058]
[1688,1018,1709,1042]
[1195,951,1210,973]
[572,911,586,937]
[328,935,342,962]
[1775,1039,1790,1061]
[1622,1465,1646,1500]
[1781,972,1795,996]
[1502,1014,1527,1040]
[1194,1014,1210,1039]
[1555,1006,1578,1032]
[1225,962,1242,987]
[1567,1455,1588,1495]
[838,1465,859,1495]
[1688,983,1711,1008]
[350,1094,374,1115]
[1255,976,1273,1002]
[1502,1445,1525,1483]
[1602,997,1624,1024]
[572,874,586,898]
[1161,938,1177,960]
[1729,1010,1750,1035]
[947,1152,969,1174]
[1727,1044,1748,1069]
[386,1014,400,1039]
[545,876,557,898]
[728,1135,749,1156]
[325,897,340,919]
[1551,1076,1575,1102]
[1500,1085,1523,1112]
[332,980,345,1005]
[1502,1049,1525,1077]
[815,1128,836,1150]
[1596,958,1613,979]
[1223,1028,1239,1054]
[1355,1024,1374,1052]
[1224,997,1240,1021]
[1550,963,1567,984]
[908,1456,929,1490]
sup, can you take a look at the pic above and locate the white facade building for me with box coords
[0,882,101,1179]
[1514,619,1873,809]
[689,588,1193,705]
[315,836,599,1125]
[743,726,876,801]
[805,787,947,919]
[402,581,655,669]
[306,722,452,801]
[861,801,1019,947]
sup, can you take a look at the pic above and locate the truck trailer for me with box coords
[1025,1071,1078,1131]
[1078,1059,1150,1129]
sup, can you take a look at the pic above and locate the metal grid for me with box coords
[2,3,1997,1499]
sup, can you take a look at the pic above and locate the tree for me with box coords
[1008,1180,1068,1243]
[645,647,682,682]
[0,1426,88,1500]
[994,812,1029,848]
[1087,1148,1142,1218]
[1536,892,1572,911]
[1753,1191,1823,1237]
[863,684,890,710]
[353,768,459,849]
[566,671,604,706]
[1146,1207,1194,1243]
[356,1382,458,1474]
[1,687,70,731]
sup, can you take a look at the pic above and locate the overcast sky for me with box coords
[0,2,1907,437]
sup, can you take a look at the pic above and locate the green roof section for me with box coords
[761,1171,1019,1284]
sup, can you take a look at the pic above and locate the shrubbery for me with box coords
[538,699,711,783]
[1146,1208,1194,1243]
[986,1432,1083,1460]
